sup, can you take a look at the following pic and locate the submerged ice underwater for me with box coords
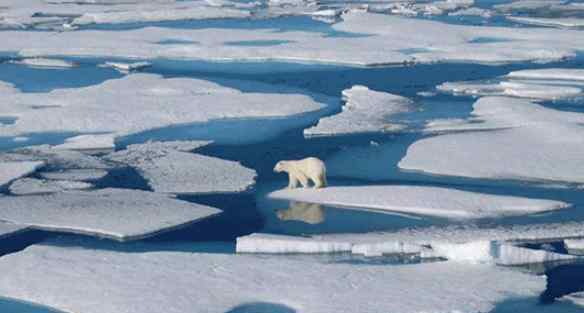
[2,0,584,312]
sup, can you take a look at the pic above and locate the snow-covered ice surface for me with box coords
[269,185,568,219]
[437,68,584,100]
[507,16,584,28]
[304,85,414,137]
[0,160,44,188]
[54,134,115,153]
[0,188,222,241]
[8,177,92,195]
[9,58,78,69]
[1,12,584,65]
[0,242,546,313]
[399,96,584,184]
[0,74,328,143]
[107,141,257,194]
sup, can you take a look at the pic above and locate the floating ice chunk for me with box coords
[269,185,567,219]
[39,169,108,182]
[496,244,577,266]
[0,221,28,240]
[236,233,352,254]
[0,188,221,241]
[100,61,152,73]
[0,242,545,313]
[352,241,422,257]
[564,239,584,255]
[400,97,584,184]
[9,58,78,69]
[507,16,584,28]
[304,85,414,137]
[0,74,326,143]
[54,134,115,153]
[107,141,256,194]
[448,7,492,17]
[507,69,584,81]
[9,178,92,195]
[0,161,44,188]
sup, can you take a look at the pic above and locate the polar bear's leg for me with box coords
[297,174,309,188]
[288,174,299,189]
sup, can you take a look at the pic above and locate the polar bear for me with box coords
[274,157,327,189]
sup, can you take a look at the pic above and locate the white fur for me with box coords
[274,157,327,189]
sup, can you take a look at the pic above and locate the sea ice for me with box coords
[304,85,414,137]
[9,58,78,69]
[54,134,116,153]
[269,185,567,219]
[0,188,222,240]
[0,221,28,240]
[0,242,546,313]
[564,239,584,255]
[400,97,584,184]
[236,233,352,254]
[0,160,44,188]
[107,141,256,194]
[39,169,109,182]
[8,178,93,195]
[100,61,152,73]
[507,16,584,28]
[0,74,327,143]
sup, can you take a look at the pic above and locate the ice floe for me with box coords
[437,68,584,100]
[107,141,256,194]
[11,145,112,170]
[507,16,584,28]
[564,239,584,255]
[100,61,152,73]
[9,58,78,69]
[8,177,92,195]
[400,97,584,184]
[39,168,108,182]
[269,185,567,219]
[0,74,327,143]
[304,85,414,137]
[0,188,221,240]
[237,233,352,254]
[1,12,584,65]
[54,134,115,153]
[0,242,546,313]
[0,160,44,188]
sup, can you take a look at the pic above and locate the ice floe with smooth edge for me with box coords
[304,85,414,137]
[0,242,545,313]
[437,68,584,101]
[107,141,257,194]
[8,58,78,69]
[3,12,584,66]
[39,168,108,182]
[0,74,327,143]
[54,134,115,153]
[11,145,112,170]
[507,16,584,28]
[400,97,584,184]
[237,233,352,254]
[0,160,44,188]
[269,185,567,219]
[9,178,92,195]
[0,188,221,241]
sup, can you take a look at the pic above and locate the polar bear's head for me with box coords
[274,161,286,173]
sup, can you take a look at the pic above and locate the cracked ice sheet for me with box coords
[269,185,567,219]
[0,0,250,30]
[304,85,414,137]
[0,160,44,188]
[2,12,584,65]
[437,68,584,101]
[0,242,545,313]
[107,141,257,194]
[0,74,327,142]
[399,97,584,184]
[0,188,221,241]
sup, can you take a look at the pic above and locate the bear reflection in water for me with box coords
[276,201,325,225]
